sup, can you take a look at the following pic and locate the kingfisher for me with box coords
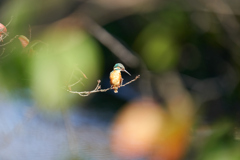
[110,63,131,93]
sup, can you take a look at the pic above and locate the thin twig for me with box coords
[0,48,5,57]
[76,67,88,79]
[5,16,13,27]
[121,75,140,87]
[67,66,88,90]
[67,75,140,96]
[0,35,19,47]
[1,49,12,59]
[68,78,82,91]
[0,16,13,43]
[73,75,85,86]
[29,40,48,49]
[68,69,75,84]
[0,31,9,42]
[29,25,32,41]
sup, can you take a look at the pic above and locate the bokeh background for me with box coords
[1,0,240,159]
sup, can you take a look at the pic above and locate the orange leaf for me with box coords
[111,99,164,159]
[18,35,29,48]
[0,23,7,34]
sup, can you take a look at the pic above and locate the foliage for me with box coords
[1,0,240,160]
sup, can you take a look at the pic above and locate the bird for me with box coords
[110,63,131,93]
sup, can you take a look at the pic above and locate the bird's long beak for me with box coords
[123,70,131,76]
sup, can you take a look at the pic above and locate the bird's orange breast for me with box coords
[110,70,122,87]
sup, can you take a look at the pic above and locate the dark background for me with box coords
[1,0,240,160]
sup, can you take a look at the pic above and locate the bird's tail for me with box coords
[112,86,118,93]
[114,88,118,93]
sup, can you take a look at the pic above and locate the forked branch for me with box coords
[67,75,140,96]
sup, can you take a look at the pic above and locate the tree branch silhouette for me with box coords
[81,15,140,68]
[67,75,140,96]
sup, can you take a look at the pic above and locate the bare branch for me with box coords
[81,15,140,68]
[5,16,13,27]
[67,75,140,96]
[0,35,19,47]
[121,75,140,87]
[75,67,88,79]
[0,48,5,57]
[0,47,14,59]
[68,69,75,84]
[66,66,88,91]
[68,78,82,91]
[0,16,13,42]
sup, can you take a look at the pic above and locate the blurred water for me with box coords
[0,97,120,160]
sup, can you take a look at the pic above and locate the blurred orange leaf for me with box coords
[18,35,29,48]
[0,23,7,34]
[111,97,193,160]
[111,99,164,159]
[0,23,7,41]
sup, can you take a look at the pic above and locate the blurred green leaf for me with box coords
[196,121,240,160]
[0,50,30,90]
[135,23,180,72]
[29,28,102,111]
